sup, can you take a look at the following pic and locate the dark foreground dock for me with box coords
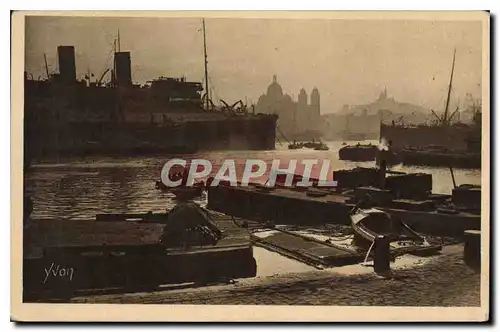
[23,206,256,301]
[69,244,481,307]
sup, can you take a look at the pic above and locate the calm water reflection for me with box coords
[24,141,481,220]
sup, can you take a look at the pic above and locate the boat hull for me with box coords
[400,150,481,169]
[22,214,256,301]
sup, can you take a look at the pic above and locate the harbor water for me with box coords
[23,140,481,278]
[25,140,481,220]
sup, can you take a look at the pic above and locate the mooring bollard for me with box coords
[374,235,390,274]
[463,230,481,271]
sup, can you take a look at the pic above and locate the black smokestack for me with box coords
[114,52,132,86]
[57,46,76,83]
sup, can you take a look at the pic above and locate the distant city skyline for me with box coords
[25,15,484,114]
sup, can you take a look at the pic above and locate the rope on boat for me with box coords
[231,215,249,228]
[363,239,376,264]
[275,133,283,147]
[326,234,354,242]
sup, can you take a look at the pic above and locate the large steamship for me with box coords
[24,20,278,162]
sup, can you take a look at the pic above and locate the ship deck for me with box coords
[25,217,251,257]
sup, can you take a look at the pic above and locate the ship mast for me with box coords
[43,53,50,79]
[112,38,117,86]
[443,48,456,126]
[117,29,121,52]
[112,30,121,86]
[202,18,209,110]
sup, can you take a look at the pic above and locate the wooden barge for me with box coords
[207,166,481,238]
[338,143,378,162]
[23,204,256,301]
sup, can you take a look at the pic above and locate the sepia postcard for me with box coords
[11,10,490,322]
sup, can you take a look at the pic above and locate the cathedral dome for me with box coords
[266,75,284,98]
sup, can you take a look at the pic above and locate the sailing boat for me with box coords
[393,49,481,168]
[380,48,478,155]
[199,19,253,116]
[201,18,212,111]
[429,48,459,127]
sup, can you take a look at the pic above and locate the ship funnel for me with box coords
[57,46,76,83]
[114,52,132,86]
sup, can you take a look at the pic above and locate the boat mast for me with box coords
[202,18,209,110]
[117,29,121,52]
[43,53,50,79]
[112,30,121,86]
[443,48,456,125]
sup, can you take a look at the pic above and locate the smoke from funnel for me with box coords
[378,138,389,151]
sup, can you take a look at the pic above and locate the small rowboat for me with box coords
[349,207,440,253]
[288,142,304,149]
[172,186,204,200]
[156,179,205,192]
[313,143,329,151]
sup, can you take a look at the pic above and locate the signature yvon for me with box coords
[43,263,75,284]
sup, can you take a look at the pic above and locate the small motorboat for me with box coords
[156,177,206,201]
[349,207,440,253]
[288,140,304,150]
[303,138,327,150]
[172,186,204,200]
[288,143,303,150]
[314,143,329,151]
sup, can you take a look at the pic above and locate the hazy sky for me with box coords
[25,16,484,113]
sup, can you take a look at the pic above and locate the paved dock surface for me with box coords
[71,245,481,306]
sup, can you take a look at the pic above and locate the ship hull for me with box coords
[24,76,278,160]
[379,123,478,151]
[400,150,481,169]
[24,113,278,160]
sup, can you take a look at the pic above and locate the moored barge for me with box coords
[23,203,257,301]
[207,165,481,237]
